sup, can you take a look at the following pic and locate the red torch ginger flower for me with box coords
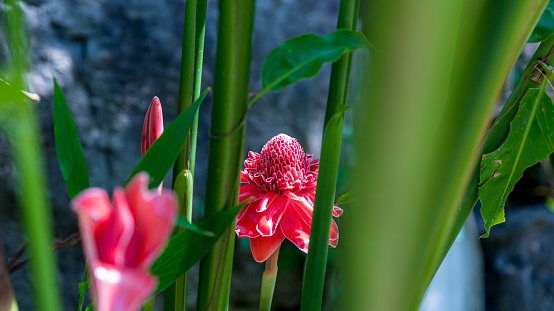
[72,173,177,311]
[236,134,343,262]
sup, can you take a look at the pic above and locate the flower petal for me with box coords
[72,188,113,265]
[124,172,177,269]
[110,189,137,267]
[333,205,343,217]
[91,262,157,311]
[329,219,339,247]
[280,206,312,253]
[249,228,285,263]
[256,195,288,236]
[235,201,262,238]
[256,192,278,212]
[238,184,266,203]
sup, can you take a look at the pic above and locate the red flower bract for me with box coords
[236,133,343,262]
[72,173,177,311]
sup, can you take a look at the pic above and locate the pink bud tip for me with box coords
[141,97,164,157]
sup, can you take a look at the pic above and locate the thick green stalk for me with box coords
[343,0,548,310]
[323,0,359,124]
[301,113,344,310]
[12,105,62,311]
[1,2,62,310]
[196,0,255,309]
[301,0,359,309]
[167,0,208,309]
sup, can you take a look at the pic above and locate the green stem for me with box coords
[259,247,280,311]
[196,0,255,309]
[167,0,208,309]
[1,2,62,310]
[12,104,62,311]
[300,1,359,309]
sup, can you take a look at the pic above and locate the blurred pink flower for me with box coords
[236,134,343,263]
[72,173,177,311]
[141,96,164,157]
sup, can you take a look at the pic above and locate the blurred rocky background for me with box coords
[0,0,341,309]
[1,0,554,310]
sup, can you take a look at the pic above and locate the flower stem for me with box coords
[300,0,359,309]
[196,0,256,309]
[166,0,208,310]
[259,247,280,311]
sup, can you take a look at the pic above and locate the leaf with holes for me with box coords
[479,87,554,237]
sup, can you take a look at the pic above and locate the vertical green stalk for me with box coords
[1,1,62,310]
[166,0,208,310]
[301,0,359,309]
[196,0,255,309]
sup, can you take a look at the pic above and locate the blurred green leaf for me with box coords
[151,201,247,293]
[336,188,355,205]
[529,2,554,42]
[479,87,554,237]
[125,88,209,188]
[255,30,370,102]
[53,78,89,198]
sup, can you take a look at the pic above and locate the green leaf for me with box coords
[77,266,89,311]
[249,30,371,106]
[151,201,247,293]
[176,215,215,237]
[124,88,209,188]
[479,88,554,237]
[336,188,355,205]
[53,78,89,198]
[529,2,554,42]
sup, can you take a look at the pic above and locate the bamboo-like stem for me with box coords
[196,0,256,309]
[259,247,280,311]
[166,0,208,310]
[300,0,359,309]
[323,0,359,124]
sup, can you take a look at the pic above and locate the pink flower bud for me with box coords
[72,173,177,311]
[141,96,164,157]
[236,134,343,262]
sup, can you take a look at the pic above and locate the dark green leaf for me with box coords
[529,2,554,42]
[53,78,89,198]
[125,89,209,188]
[261,29,371,93]
[151,201,247,293]
[176,215,215,237]
[479,88,554,237]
